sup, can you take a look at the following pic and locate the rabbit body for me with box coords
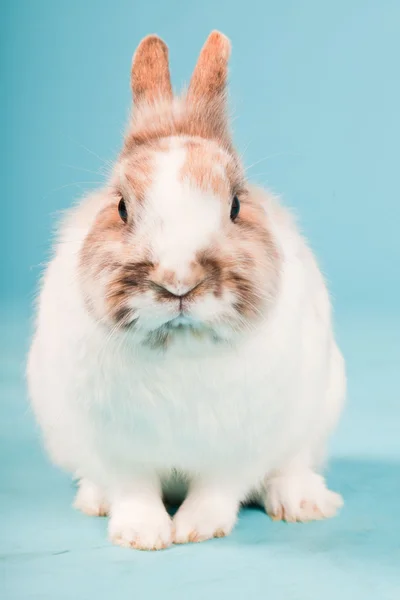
[27,32,345,549]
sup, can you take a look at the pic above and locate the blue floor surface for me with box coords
[1,307,399,599]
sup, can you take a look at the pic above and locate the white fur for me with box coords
[73,478,109,517]
[27,170,346,549]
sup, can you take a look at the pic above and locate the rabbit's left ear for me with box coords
[131,35,173,105]
[187,31,231,106]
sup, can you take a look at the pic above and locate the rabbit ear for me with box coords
[131,35,173,105]
[187,31,231,105]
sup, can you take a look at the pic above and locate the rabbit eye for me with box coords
[118,199,128,223]
[230,196,240,221]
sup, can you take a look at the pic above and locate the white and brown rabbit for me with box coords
[27,31,345,550]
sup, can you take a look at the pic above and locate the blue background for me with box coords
[1,1,399,599]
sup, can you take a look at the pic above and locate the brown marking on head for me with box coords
[80,202,125,269]
[121,143,158,203]
[197,252,223,297]
[180,138,232,197]
[197,247,263,319]
[106,260,153,322]
[79,202,126,320]
[113,306,137,327]
[131,35,173,105]
[79,198,153,325]
[193,188,281,324]
[224,193,280,320]
[123,97,233,152]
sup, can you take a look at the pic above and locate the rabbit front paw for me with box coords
[173,491,238,544]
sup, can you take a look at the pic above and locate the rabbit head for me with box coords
[79,32,280,348]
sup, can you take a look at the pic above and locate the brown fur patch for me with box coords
[122,144,158,202]
[195,192,280,323]
[79,200,152,325]
[107,260,153,323]
[80,203,125,269]
[226,196,280,320]
[180,139,232,197]
[197,252,223,297]
[124,97,232,153]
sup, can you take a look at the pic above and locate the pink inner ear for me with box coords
[131,35,173,104]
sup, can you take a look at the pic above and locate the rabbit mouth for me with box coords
[142,313,225,350]
[163,315,200,331]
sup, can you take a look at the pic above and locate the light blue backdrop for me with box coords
[1,2,400,600]
[2,0,399,311]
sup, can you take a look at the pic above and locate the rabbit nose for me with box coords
[150,262,206,299]
[150,279,203,298]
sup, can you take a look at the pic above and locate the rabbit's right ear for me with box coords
[131,35,173,105]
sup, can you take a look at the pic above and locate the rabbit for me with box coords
[27,31,346,550]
